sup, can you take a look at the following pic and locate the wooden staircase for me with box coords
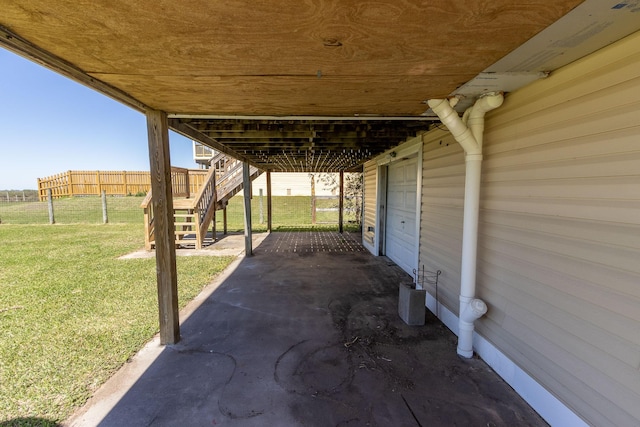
[212,152,262,210]
[142,154,261,250]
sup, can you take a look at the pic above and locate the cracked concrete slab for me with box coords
[118,232,269,259]
[68,231,547,427]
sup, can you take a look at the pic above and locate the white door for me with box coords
[385,157,418,275]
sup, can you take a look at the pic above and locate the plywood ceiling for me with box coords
[1,0,585,171]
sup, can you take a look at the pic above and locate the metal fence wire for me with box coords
[0,194,361,231]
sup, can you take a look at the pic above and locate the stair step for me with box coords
[150,241,201,248]
[175,222,196,227]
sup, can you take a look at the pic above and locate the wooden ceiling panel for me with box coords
[3,1,583,108]
[1,0,585,171]
[90,74,464,116]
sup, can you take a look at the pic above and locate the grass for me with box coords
[0,195,361,232]
[0,196,144,224]
[217,195,361,232]
[0,223,234,425]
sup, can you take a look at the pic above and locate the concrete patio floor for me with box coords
[67,231,547,427]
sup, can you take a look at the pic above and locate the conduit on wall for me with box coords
[427,92,504,358]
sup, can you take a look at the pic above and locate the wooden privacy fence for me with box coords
[38,169,208,201]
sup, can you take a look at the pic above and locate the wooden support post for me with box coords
[266,170,272,232]
[311,174,316,225]
[101,190,108,224]
[339,171,344,234]
[243,162,253,256]
[146,109,180,345]
[259,188,264,224]
[47,189,55,224]
[212,208,216,241]
[211,171,217,242]
[223,206,228,235]
[185,170,190,199]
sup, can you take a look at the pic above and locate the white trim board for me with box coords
[427,299,589,427]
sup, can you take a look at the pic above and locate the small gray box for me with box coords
[398,284,426,326]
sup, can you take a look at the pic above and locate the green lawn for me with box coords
[0,224,234,425]
[0,196,144,224]
[216,195,360,232]
[0,195,360,232]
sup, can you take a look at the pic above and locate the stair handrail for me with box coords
[216,160,246,199]
[190,165,218,247]
[141,190,155,250]
[140,190,153,208]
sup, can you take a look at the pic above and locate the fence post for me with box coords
[96,171,102,195]
[47,189,55,224]
[68,170,74,197]
[101,190,109,224]
[123,171,128,196]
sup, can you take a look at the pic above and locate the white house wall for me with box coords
[362,161,378,253]
[419,129,465,317]
[243,172,339,197]
[418,30,640,427]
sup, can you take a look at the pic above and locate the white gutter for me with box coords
[427,92,503,358]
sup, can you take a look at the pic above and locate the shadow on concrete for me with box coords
[68,232,547,426]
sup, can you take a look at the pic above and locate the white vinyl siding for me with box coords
[363,160,377,247]
[419,31,640,427]
[419,130,465,313]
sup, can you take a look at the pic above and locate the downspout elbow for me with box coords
[467,92,504,147]
[427,98,479,155]
[458,297,488,358]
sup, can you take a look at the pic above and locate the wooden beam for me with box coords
[0,25,146,112]
[146,109,180,345]
[242,162,253,257]
[168,119,250,164]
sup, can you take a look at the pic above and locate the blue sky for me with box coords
[0,49,196,190]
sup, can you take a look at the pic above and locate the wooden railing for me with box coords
[140,191,155,250]
[141,165,218,250]
[141,154,262,250]
[193,166,218,247]
[212,153,261,205]
[37,168,209,201]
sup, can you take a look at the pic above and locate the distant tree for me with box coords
[313,172,363,227]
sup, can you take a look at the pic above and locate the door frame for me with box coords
[374,137,423,273]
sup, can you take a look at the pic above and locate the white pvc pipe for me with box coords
[427,93,503,358]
